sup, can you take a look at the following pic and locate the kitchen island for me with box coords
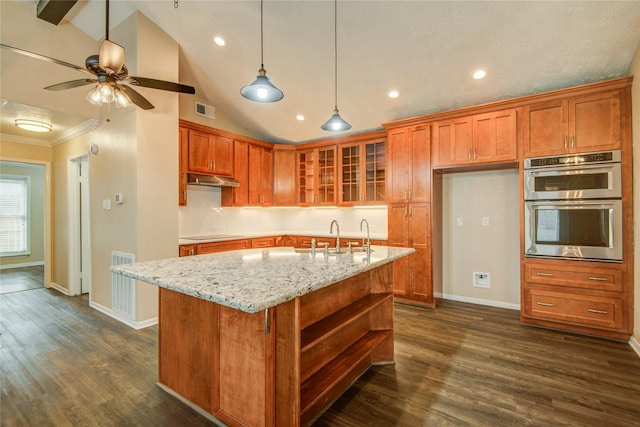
[112,246,413,426]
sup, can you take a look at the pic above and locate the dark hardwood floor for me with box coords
[2,288,639,426]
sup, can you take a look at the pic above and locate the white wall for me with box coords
[179,186,387,240]
[441,169,521,309]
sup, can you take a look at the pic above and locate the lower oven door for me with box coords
[525,199,623,261]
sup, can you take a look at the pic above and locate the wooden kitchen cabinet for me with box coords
[273,146,296,206]
[521,258,631,340]
[187,129,233,176]
[523,89,622,156]
[179,127,189,206]
[388,203,434,305]
[432,108,517,168]
[251,237,276,248]
[297,146,337,206]
[339,138,386,206]
[248,144,273,206]
[196,240,250,254]
[387,125,430,203]
[223,140,249,206]
[179,244,196,257]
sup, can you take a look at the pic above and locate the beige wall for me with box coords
[0,161,45,267]
[630,41,640,346]
[442,169,521,308]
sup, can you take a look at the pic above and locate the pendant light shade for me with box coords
[322,0,350,132]
[241,0,284,103]
[321,107,351,131]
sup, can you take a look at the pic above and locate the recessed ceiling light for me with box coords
[15,119,52,133]
[388,90,400,98]
[214,36,225,47]
[296,114,305,121]
[473,70,486,80]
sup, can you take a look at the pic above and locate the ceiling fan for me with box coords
[0,0,195,110]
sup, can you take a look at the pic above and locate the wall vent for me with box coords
[195,101,215,119]
[111,251,136,320]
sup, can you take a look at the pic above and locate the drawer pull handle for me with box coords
[588,309,608,315]
[536,272,555,277]
[536,302,554,307]
[588,277,608,282]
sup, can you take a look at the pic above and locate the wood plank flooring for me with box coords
[0,266,44,294]
[2,289,639,426]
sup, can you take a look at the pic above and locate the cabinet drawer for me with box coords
[196,240,250,254]
[251,237,276,248]
[297,237,336,248]
[525,263,623,292]
[524,288,622,330]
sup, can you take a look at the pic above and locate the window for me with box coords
[0,175,30,256]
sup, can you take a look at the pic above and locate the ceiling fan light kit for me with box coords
[241,0,284,103]
[322,0,351,132]
[15,119,53,133]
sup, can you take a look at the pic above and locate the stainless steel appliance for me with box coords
[524,150,623,262]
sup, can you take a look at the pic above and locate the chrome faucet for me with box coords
[360,218,371,254]
[329,219,341,253]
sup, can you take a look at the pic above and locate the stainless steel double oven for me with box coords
[524,150,622,261]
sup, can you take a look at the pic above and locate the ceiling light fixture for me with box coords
[389,90,399,98]
[473,70,487,79]
[214,36,226,47]
[85,82,132,108]
[322,0,351,132]
[240,0,283,103]
[296,114,305,121]
[15,119,53,133]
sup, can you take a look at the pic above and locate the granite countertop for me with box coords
[111,246,413,313]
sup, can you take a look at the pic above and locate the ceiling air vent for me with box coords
[195,102,215,120]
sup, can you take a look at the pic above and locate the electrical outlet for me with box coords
[456,217,464,226]
[473,272,490,288]
[482,216,490,226]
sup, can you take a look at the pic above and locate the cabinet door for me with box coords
[473,109,517,164]
[188,130,213,173]
[432,117,473,167]
[523,99,568,156]
[316,147,337,205]
[387,128,411,203]
[273,148,296,206]
[364,140,386,203]
[212,136,234,176]
[408,203,432,300]
[409,126,431,203]
[387,204,409,246]
[179,244,196,257]
[261,148,273,205]
[248,144,263,206]
[179,127,189,206]
[222,141,248,207]
[570,90,621,152]
[339,144,361,205]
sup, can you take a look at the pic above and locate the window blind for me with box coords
[0,176,29,256]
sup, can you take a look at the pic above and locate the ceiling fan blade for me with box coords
[126,76,196,94]
[120,85,154,110]
[99,40,125,75]
[44,79,97,91]
[0,43,95,77]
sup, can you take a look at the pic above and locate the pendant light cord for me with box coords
[260,0,264,68]
[105,0,110,41]
[333,0,338,110]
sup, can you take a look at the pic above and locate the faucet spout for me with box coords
[330,219,341,253]
[360,218,371,252]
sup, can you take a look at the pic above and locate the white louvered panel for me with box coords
[111,251,135,320]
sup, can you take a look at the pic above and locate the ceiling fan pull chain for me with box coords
[174,0,179,9]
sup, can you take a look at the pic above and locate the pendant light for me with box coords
[241,0,284,103]
[321,0,351,132]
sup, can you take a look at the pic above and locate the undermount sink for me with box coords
[294,248,374,255]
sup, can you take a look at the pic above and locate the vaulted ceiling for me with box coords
[2,0,640,145]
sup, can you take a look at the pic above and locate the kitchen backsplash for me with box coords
[178,186,388,239]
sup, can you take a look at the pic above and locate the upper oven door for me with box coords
[524,163,621,200]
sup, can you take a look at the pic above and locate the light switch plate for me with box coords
[102,199,111,210]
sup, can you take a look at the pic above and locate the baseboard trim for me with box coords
[49,282,69,295]
[443,293,520,311]
[156,383,226,427]
[630,336,640,358]
[0,261,45,270]
[89,300,158,330]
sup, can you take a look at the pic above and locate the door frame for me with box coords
[68,153,91,296]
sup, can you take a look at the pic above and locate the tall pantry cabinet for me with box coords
[386,125,442,307]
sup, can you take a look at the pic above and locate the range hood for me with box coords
[187,173,240,188]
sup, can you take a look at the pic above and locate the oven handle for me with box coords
[525,163,617,177]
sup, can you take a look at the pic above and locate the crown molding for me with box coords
[50,119,99,146]
[0,132,51,147]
